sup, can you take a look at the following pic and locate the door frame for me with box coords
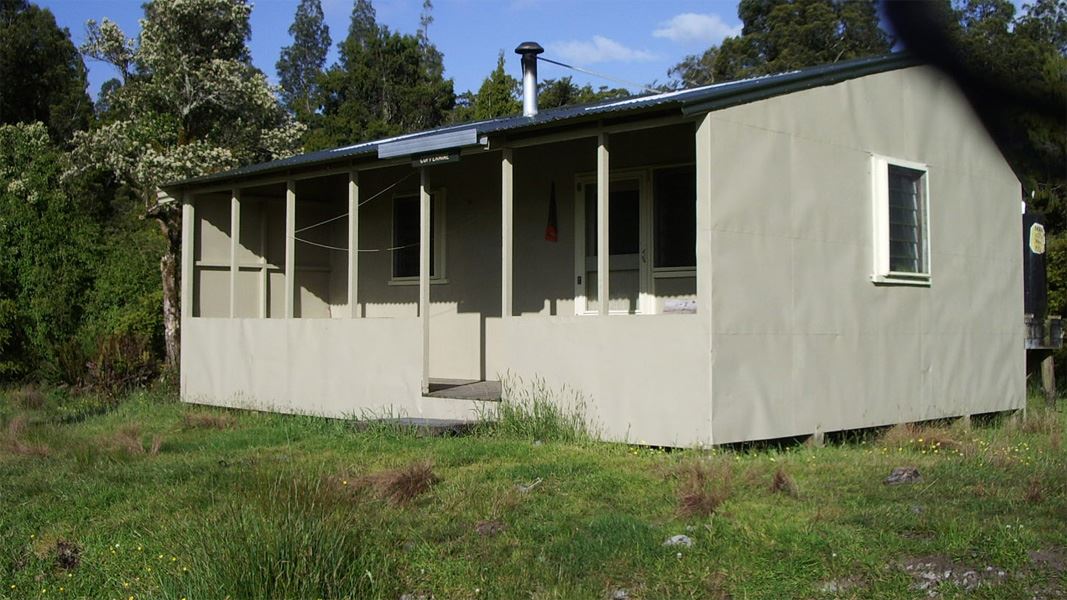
[573,169,653,315]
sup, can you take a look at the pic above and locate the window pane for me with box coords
[584,180,640,257]
[392,195,436,278]
[393,196,418,278]
[887,165,924,273]
[653,166,696,269]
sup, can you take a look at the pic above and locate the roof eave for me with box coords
[680,53,919,116]
[166,52,919,191]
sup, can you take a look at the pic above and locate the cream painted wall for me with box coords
[704,66,1025,444]
[180,317,490,421]
[485,315,711,447]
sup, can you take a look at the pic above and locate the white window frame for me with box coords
[871,154,931,286]
[388,189,448,286]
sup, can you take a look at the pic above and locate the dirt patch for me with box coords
[1030,548,1067,574]
[182,412,237,430]
[817,575,865,595]
[54,540,80,570]
[703,571,733,600]
[901,555,1008,595]
[474,519,506,536]
[900,530,935,542]
[884,466,923,485]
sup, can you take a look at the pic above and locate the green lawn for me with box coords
[1,387,1064,599]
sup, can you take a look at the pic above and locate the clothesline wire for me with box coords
[293,171,416,234]
[537,56,659,94]
[291,236,419,253]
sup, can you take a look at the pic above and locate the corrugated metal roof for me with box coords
[170,52,917,189]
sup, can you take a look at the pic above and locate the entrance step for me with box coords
[427,378,502,401]
[356,417,477,437]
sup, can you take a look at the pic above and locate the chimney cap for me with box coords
[514,41,544,55]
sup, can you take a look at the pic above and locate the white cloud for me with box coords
[653,13,741,44]
[549,35,657,64]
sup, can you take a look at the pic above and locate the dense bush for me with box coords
[0,123,97,379]
[78,215,165,357]
[1046,233,1067,318]
[0,122,164,388]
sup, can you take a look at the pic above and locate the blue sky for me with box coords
[39,0,748,100]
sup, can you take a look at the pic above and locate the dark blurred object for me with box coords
[1025,212,1049,321]
[883,1,1066,173]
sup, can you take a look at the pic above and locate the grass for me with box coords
[0,388,1064,599]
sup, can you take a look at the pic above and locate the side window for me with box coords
[872,156,930,284]
[653,165,696,273]
[391,192,444,281]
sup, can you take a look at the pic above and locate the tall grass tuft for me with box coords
[769,466,800,498]
[879,422,968,454]
[181,411,236,430]
[165,472,397,599]
[1,414,51,456]
[673,459,732,517]
[482,375,600,443]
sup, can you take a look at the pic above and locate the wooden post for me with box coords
[1042,354,1056,406]
[285,180,296,318]
[420,168,431,394]
[501,149,513,318]
[808,427,825,448]
[229,188,241,318]
[180,194,195,320]
[348,171,360,318]
[258,203,267,318]
[597,132,609,316]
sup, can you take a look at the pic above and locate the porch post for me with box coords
[258,208,267,318]
[229,188,241,318]
[347,170,360,318]
[501,149,513,317]
[597,132,610,316]
[285,179,296,318]
[180,193,194,320]
[420,168,431,394]
[695,113,714,446]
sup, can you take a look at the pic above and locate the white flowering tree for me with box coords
[71,0,304,372]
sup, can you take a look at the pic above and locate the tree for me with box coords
[668,0,891,87]
[0,0,92,143]
[668,47,719,88]
[452,51,520,122]
[71,0,304,372]
[308,0,455,149]
[0,123,99,378]
[276,0,330,122]
[932,0,1065,315]
[537,77,629,110]
[946,0,1066,229]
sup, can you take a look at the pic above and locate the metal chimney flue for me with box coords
[515,42,544,117]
